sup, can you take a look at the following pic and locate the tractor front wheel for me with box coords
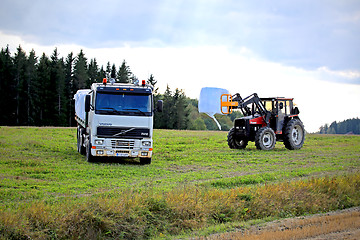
[227,127,248,149]
[284,119,305,150]
[255,127,276,150]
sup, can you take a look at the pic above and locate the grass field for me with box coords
[0,126,359,239]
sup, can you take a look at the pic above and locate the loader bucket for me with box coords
[220,94,238,114]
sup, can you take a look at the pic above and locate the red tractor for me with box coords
[221,93,305,150]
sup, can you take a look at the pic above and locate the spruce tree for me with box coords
[88,58,99,87]
[106,62,111,77]
[111,64,116,79]
[13,46,27,125]
[98,66,106,80]
[50,48,66,125]
[73,49,88,90]
[0,46,15,125]
[25,49,38,125]
[117,60,131,83]
[36,53,51,125]
[64,52,75,126]
[147,74,158,93]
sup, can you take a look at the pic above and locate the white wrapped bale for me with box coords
[74,89,91,124]
[198,87,229,130]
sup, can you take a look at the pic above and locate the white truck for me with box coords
[74,78,162,164]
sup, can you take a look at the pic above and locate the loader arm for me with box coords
[221,93,271,125]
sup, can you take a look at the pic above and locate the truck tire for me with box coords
[227,127,248,149]
[86,136,95,162]
[255,127,276,150]
[77,127,86,155]
[140,158,151,165]
[283,119,305,150]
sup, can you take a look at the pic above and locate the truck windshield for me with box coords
[95,92,152,116]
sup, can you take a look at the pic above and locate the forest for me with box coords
[318,118,360,135]
[0,45,240,130]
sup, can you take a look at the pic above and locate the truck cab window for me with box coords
[95,92,152,116]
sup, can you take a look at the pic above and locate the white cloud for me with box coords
[1,31,359,133]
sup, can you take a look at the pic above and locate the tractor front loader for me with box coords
[221,92,305,150]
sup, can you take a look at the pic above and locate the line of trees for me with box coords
[318,118,360,135]
[0,45,238,130]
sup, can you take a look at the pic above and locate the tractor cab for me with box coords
[261,98,300,135]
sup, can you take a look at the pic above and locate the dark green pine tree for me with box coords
[25,49,38,125]
[73,49,88,90]
[13,45,27,125]
[148,74,162,128]
[88,58,99,87]
[50,48,66,126]
[0,46,15,125]
[64,52,75,126]
[36,53,51,125]
[106,62,111,77]
[162,85,175,129]
[173,88,188,129]
[111,64,116,79]
[98,66,106,80]
[147,74,158,94]
[117,60,131,83]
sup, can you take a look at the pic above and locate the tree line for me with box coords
[0,45,238,130]
[318,118,360,135]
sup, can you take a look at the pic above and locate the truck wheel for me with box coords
[140,158,151,165]
[86,137,95,162]
[283,119,305,150]
[227,127,248,149]
[77,127,86,155]
[255,127,276,150]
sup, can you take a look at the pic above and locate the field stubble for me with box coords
[0,127,359,239]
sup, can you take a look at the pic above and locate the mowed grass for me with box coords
[0,127,359,239]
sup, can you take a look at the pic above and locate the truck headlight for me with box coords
[142,141,151,147]
[95,139,104,145]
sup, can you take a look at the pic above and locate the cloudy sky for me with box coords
[1,0,359,132]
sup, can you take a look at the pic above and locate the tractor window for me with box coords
[285,101,291,115]
[278,101,286,115]
[263,101,273,111]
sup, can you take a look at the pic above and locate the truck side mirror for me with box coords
[85,95,91,113]
[157,100,163,112]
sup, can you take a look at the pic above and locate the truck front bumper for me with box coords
[92,148,152,158]
[90,138,152,158]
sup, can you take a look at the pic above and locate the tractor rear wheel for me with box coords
[227,127,248,149]
[284,119,305,150]
[255,127,276,150]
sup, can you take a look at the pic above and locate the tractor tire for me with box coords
[255,127,276,150]
[77,127,86,155]
[283,119,305,150]
[227,127,248,149]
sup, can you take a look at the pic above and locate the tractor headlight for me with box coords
[142,141,151,147]
[95,139,104,145]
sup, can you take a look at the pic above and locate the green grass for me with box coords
[0,127,360,239]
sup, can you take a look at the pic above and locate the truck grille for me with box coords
[111,140,135,149]
[97,127,150,138]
